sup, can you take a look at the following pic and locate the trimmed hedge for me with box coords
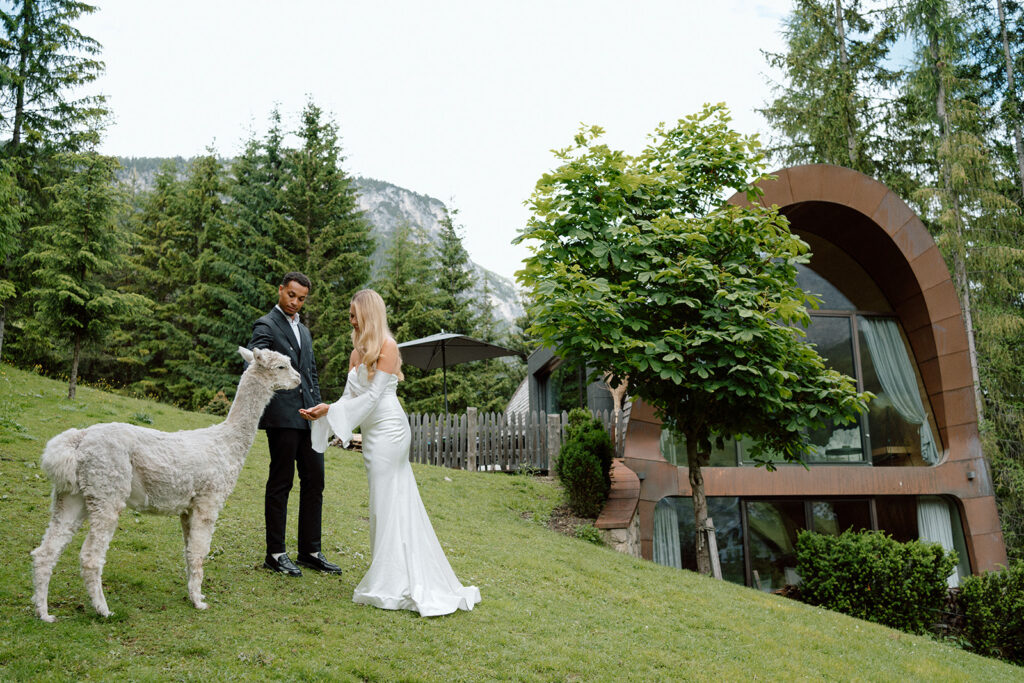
[958,561,1024,665]
[796,529,957,634]
[556,408,613,518]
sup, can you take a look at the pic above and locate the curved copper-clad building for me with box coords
[618,164,1006,588]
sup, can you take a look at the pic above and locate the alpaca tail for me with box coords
[40,429,85,495]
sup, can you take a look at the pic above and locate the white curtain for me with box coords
[917,497,960,587]
[859,317,940,464]
[653,500,682,569]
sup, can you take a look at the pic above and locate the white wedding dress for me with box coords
[310,364,480,616]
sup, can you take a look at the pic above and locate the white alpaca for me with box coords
[31,346,300,622]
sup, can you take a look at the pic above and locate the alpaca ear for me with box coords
[238,346,254,364]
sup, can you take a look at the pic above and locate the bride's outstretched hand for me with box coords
[299,403,330,420]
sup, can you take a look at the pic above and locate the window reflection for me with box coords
[746,500,805,592]
[659,430,736,467]
[653,496,744,584]
[809,499,872,535]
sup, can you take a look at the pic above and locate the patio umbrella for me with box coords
[397,332,523,413]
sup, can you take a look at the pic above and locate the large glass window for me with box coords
[653,244,939,469]
[653,496,744,584]
[543,359,587,414]
[655,496,968,587]
[802,316,866,463]
[858,317,940,466]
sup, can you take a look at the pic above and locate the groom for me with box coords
[248,272,341,577]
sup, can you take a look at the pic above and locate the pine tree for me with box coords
[115,160,188,398]
[900,0,1022,420]
[167,152,229,409]
[760,0,915,194]
[27,152,143,398]
[283,101,373,397]
[461,278,527,415]
[430,206,486,411]
[0,0,108,361]
[375,222,446,413]
[0,159,23,361]
[435,207,477,334]
[227,109,294,300]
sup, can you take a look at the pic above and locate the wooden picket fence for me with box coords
[407,407,628,472]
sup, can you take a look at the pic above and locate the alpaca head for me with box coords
[237,347,301,392]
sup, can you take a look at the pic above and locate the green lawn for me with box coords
[0,362,1019,681]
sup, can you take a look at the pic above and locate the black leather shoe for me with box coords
[296,551,342,574]
[263,552,302,576]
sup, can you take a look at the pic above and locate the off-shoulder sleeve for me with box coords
[310,370,394,452]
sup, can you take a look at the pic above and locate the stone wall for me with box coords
[600,510,641,558]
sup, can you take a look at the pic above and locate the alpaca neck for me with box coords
[224,370,274,432]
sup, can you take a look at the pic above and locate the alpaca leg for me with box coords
[180,511,193,596]
[184,504,219,610]
[31,493,86,622]
[79,497,123,618]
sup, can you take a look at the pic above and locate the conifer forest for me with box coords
[0,1,1021,557]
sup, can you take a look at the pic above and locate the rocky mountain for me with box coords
[351,177,522,327]
[117,158,523,329]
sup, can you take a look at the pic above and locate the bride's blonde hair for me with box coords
[351,289,403,380]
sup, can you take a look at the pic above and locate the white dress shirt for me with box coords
[275,305,301,349]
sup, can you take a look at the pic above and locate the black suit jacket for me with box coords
[248,307,322,430]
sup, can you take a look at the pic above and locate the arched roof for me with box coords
[730,164,977,448]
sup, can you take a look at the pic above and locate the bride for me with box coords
[300,289,480,616]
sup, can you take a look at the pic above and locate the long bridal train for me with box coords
[312,364,480,617]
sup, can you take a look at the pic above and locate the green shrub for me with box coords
[574,523,605,546]
[958,561,1024,664]
[796,529,957,634]
[557,408,613,518]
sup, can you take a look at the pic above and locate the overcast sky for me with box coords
[81,0,793,281]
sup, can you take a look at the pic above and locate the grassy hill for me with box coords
[0,363,1019,681]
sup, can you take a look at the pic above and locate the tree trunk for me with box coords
[997,0,1024,196]
[68,334,81,400]
[687,435,712,575]
[12,1,33,149]
[0,302,5,362]
[929,32,985,421]
[833,0,858,167]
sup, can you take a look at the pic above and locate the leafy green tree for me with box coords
[27,152,144,398]
[0,0,108,360]
[516,105,869,574]
[284,101,373,397]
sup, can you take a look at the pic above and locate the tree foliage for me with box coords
[761,0,913,194]
[517,104,869,573]
[285,101,374,397]
[27,152,145,398]
[0,0,108,362]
